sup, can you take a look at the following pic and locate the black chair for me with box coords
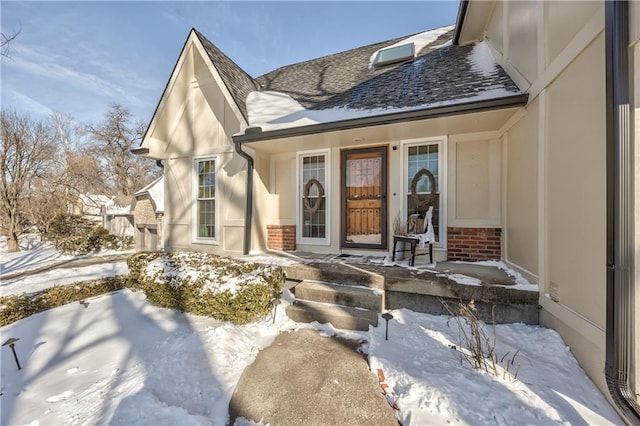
[392,206,434,266]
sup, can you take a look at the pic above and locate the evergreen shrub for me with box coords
[128,251,284,324]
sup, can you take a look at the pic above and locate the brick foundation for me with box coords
[447,227,501,261]
[267,225,296,251]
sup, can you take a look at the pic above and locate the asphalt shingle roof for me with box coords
[194,27,521,122]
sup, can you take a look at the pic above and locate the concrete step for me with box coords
[294,280,384,312]
[282,263,384,290]
[286,300,379,331]
[381,269,540,325]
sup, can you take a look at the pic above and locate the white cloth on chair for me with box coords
[407,206,435,248]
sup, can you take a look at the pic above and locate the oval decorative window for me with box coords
[303,178,324,214]
[410,168,437,212]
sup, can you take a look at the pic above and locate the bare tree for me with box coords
[88,104,156,196]
[1,24,21,59]
[51,112,106,196]
[25,178,68,240]
[1,109,57,252]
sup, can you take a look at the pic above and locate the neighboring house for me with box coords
[101,196,134,238]
[135,1,639,420]
[70,194,111,222]
[132,176,164,251]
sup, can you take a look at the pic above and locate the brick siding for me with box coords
[267,225,296,251]
[447,227,501,261]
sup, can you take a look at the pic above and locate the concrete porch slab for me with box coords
[241,251,540,325]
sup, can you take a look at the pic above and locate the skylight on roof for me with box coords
[372,42,415,68]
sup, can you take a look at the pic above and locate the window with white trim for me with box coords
[195,158,216,240]
[298,151,329,244]
[405,141,443,243]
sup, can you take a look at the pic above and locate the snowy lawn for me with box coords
[0,235,132,278]
[1,288,622,425]
[1,262,130,297]
[0,245,622,425]
[368,309,622,425]
[1,289,289,425]
[0,239,74,276]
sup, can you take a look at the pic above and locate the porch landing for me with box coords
[242,252,540,328]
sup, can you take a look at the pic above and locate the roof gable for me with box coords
[140,29,253,154]
[193,30,260,121]
[135,176,164,213]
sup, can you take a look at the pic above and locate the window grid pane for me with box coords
[407,144,439,242]
[301,154,326,239]
[198,200,215,238]
[197,159,216,239]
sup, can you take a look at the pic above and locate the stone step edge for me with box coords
[293,280,384,311]
[281,264,384,289]
[286,299,379,330]
[296,280,384,296]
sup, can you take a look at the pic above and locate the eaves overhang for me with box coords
[131,147,150,155]
[453,0,470,45]
[232,93,528,144]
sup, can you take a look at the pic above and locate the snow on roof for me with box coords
[135,176,164,213]
[245,36,521,134]
[368,25,455,69]
[246,86,518,132]
[470,41,500,77]
[79,194,111,216]
[79,194,111,206]
[103,196,133,216]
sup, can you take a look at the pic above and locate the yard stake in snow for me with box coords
[381,312,394,340]
[271,298,281,324]
[2,338,21,370]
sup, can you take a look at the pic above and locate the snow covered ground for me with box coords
[1,262,130,297]
[0,236,74,276]
[0,235,132,279]
[1,234,132,296]
[0,244,623,425]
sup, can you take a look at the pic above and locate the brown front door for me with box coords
[341,146,387,249]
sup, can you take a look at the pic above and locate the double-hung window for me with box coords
[194,157,217,242]
[298,150,329,245]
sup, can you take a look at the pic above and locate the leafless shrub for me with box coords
[443,300,520,381]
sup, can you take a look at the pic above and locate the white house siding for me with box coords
[484,1,613,394]
[503,98,538,278]
[148,42,248,256]
[447,134,501,227]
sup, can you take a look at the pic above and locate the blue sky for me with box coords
[1,1,460,125]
